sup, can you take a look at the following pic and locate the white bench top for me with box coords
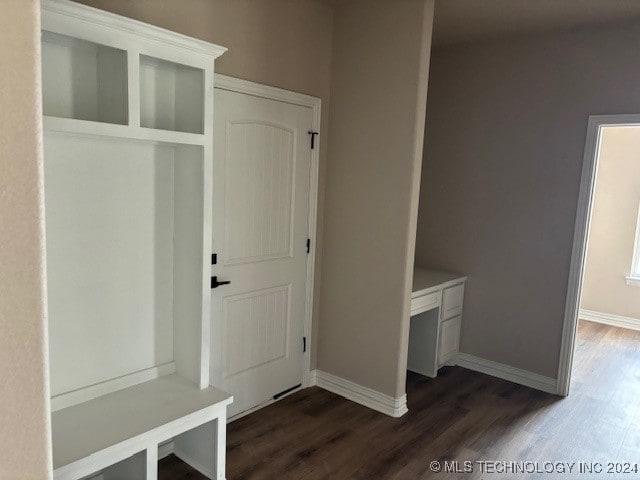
[412,268,466,298]
[52,374,232,470]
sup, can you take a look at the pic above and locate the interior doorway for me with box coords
[210,75,321,419]
[558,115,640,394]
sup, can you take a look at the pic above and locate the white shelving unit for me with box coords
[40,1,230,479]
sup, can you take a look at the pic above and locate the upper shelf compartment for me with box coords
[140,55,204,134]
[42,31,128,125]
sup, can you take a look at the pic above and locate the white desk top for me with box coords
[52,374,232,470]
[412,268,466,298]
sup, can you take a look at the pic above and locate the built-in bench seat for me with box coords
[52,374,232,480]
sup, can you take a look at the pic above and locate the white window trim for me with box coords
[626,202,640,286]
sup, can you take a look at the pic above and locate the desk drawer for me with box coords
[410,292,440,315]
[441,283,464,320]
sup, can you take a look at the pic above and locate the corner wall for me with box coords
[0,1,52,478]
[318,0,435,398]
[417,21,640,379]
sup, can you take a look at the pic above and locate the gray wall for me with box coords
[319,0,434,398]
[0,0,52,478]
[416,21,640,378]
[78,0,335,370]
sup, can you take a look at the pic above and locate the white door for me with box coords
[211,87,313,417]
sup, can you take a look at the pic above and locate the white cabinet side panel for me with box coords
[172,146,205,386]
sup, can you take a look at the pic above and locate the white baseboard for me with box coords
[579,309,640,331]
[309,369,318,387]
[313,370,408,418]
[456,353,557,394]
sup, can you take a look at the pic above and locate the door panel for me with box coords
[225,122,294,264]
[223,285,290,377]
[211,88,312,417]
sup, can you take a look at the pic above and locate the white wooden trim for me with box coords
[314,370,408,418]
[304,96,321,391]
[629,203,640,279]
[456,353,557,394]
[42,0,226,58]
[213,74,321,392]
[43,116,207,146]
[625,276,640,287]
[127,47,141,128]
[557,114,640,396]
[579,309,640,331]
[199,63,216,390]
[146,446,158,480]
[50,362,176,412]
[215,74,320,109]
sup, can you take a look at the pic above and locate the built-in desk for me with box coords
[408,268,467,378]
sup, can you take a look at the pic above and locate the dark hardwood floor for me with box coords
[160,320,640,479]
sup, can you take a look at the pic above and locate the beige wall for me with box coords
[416,21,640,378]
[77,0,334,369]
[0,1,52,478]
[318,0,434,398]
[581,126,640,321]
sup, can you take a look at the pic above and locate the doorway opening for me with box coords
[211,75,321,421]
[558,115,640,395]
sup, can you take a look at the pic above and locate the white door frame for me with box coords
[557,113,640,395]
[213,74,321,391]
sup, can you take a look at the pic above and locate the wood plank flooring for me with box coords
[160,320,640,479]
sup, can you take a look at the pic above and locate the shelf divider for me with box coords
[128,49,141,128]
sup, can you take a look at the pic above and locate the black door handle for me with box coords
[211,276,231,289]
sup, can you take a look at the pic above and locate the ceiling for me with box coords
[433,0,640,46]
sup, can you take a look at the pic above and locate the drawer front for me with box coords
[411,291,440,315]
[438,315,461,365]
[441,283,464,320]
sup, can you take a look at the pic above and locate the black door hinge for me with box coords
[211,253,217,265]
[303,336,307,353]
[306,238,311,254]
[308,131,319,150]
